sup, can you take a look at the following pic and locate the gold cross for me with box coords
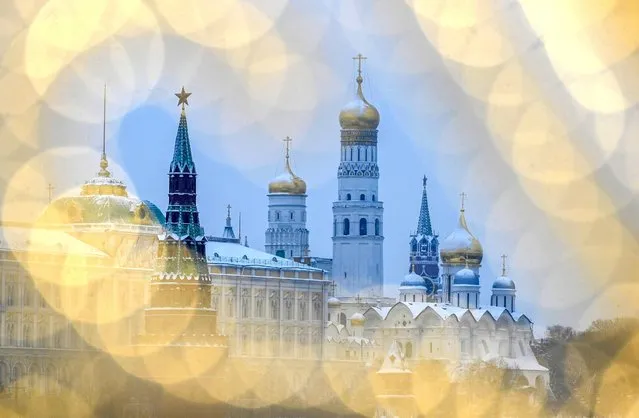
[460,192,467,211]
[47,184,54,203]
[353,53,367,78]
[175,86,191,110]
[283,136,292,160]
[501,254,508,276]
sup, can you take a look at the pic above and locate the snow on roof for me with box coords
[368,302,534,325]
[491,355,548,372]
[0,225,106,257]
[206,241,323,272]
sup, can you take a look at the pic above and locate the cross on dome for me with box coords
[47,183,55,204]
[283,136,292,161]
[501,254,508,276]
[460,192,467,212]
[353,53,367,82]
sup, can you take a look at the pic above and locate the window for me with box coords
[7,285,14,306]
[276,211,280,221]
[339,312,347,326]
[181,212,190,224]
[466,293,470,308]
[413,295,415,302]
[276,250,285,258]
[357,148,360,161]
[359,194,365,201]
[429,342,433,353]
[359,218,367,236]
[405,342,413,358]
[372,194,376,202]
[290,211,294,220]
[343,219,350,236]
[375,219,380,236]
[333,220,337,237]
[270,299,279,319]
[346,193,351,201]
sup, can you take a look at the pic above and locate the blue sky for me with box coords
[4,1,638,334]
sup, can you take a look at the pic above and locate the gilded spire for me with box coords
[98,84,111,178]
[416,175,433,236]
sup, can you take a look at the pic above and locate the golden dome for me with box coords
[350,312,366,326]
[440,208,483,266]
[339,75,380,130]
[268,136,307,195]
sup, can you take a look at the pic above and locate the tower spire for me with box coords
[416,175,433,236]
[98,83,110,178]
[165,87,203,237]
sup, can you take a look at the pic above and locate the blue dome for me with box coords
[492,275,515,290]
[453,267,479,286]
[400,271,426,288]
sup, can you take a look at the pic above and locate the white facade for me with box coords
[265,193,309,259]
[207,241,327,359]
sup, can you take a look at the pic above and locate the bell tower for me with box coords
[332,54,384,297]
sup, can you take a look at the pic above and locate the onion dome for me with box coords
[268,136,307,195]
[492,276,515,290]
[400,271,426,288]
[493,255,515,289]
[328,297,341,308]
[339,57,380,130]
[350,312,366,326]
[440,197,483,266]
[453,267,479,286]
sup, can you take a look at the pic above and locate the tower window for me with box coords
[171,212,178,223]
[182,212,190,224]
[343,219,350,236]
[372,194,376,202]
[346,193,351,201]
[359,194,365,201]
[359,218,367,236]
[276,211,280,221]
[375,219,380,236]
[290,211,294,220]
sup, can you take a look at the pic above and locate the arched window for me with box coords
[357,148,360,161]
[405,342,413,358]
[466,293,470,308]
[372,194,376,202]
[339,313,347,326]
[365,148,368,161]
[346,193,351,201]
[350,148,353,160]
[359,218,367,236]
[359,194,365,201]
[290,211,294,220]
[375,219,380,236]
[343,219,350,236]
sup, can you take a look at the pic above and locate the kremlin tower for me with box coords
[332,54,384,297]
[408,176,439,298]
